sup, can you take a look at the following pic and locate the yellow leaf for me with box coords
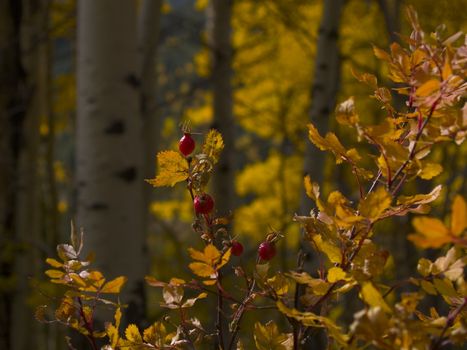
[433,278,458,297]
[125,324,142,343]
[327,267,347,283]
[312,235,341,264]
[187,247,206,262]
[409,217,450,248]
[418,163,443,180]
[373,46,391,61]
[145,151,188,187]
[114,307,122,330]
[360,282,391,313]
[45,258,63,268]
[143,321,166,346]
[218,248,231,269]
[202,129,224,164]
[254,321,292,350]
[204,244,222,265]
[451,195,466,236]
[397,185,442,206]
[267,275,289,296]
[304,176,326,212]
[188,262,216,278]
[100,276,127,294]
[420,280,437,295]
[358,187,391,220]
[442,52,453,81]
[45,269,64,279]
[188,244,221,265]
[416,79,440,97]
[307,124,347,164]
[106,324,119,347]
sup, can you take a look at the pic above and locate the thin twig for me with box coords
[431,297,467,350]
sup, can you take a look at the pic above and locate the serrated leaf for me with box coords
[276,302,349,345]
[125,324,142,343]
[418,163,443,180]
[307,124,348,164]
[188,262,216,278]
[106,324,119,348]
[143,321,166,346]
[451,195,466,236]
[267,275,289,296]
[254,321,292,350]
[145,150,189,187]
[360,282,391,313]
[358,187,391,220]
[101,276,127,294]
[202,129,224,164]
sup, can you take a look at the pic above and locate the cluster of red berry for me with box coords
[178,132,276,262]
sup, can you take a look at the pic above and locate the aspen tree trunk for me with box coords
[209,0,235,218]
[0,1,29,348]
[300,0,344,215]
[11,1,47,348]
[138,0,163,236]
[377,0,401,44]
[77,0,146,324]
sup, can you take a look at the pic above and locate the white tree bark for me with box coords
[77,0,145,323]
[300,0,344,215]
[209,0,235,218]
[138,0,162,235]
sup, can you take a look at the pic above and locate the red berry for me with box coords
[231,241,244,256]
[258,241,276,261]
[193,193,214,215]
[179,133,195,156]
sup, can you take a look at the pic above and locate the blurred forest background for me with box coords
[0,0,465,349]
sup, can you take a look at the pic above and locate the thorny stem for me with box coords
[390,98,440,192]
[228,257,261,350]
[431,297,467,350]
[77,297,98,350]
[293,252,306,350]
[216,272,225,350]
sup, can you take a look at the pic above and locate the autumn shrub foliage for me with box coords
[36,9,466,350]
